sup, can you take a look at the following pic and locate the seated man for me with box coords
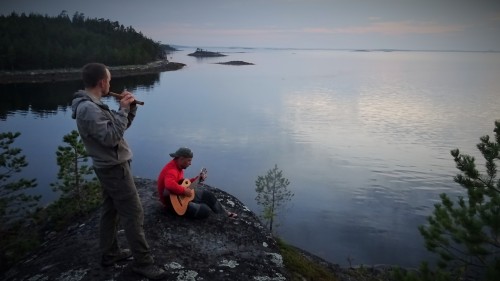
[157,147,237,219]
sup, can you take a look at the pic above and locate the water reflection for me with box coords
[0,81,79,120]
[1,50,499,268]
[0,73,160,120]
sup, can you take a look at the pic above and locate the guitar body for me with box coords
[170,179,195,215]
[169,168,207,216]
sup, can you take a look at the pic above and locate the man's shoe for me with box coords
[101,249,133,266]
[132,264,166,280]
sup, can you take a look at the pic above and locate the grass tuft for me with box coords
[277,238,338,281]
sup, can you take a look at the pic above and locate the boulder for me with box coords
[1,178,289,281]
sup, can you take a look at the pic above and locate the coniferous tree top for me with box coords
[0,11,166,71]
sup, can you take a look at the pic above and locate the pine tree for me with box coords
[0,11,165,70]
[255,164,294,234]
[0,132,39,225]
[0,132,39,272]
[397,121,500,281]
[50,130,100,217]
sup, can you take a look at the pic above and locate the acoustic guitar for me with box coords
[170,168,207,215]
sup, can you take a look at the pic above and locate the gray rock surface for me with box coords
[2,178,289,281]
[0,61,185,84]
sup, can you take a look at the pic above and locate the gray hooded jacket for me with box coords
[71,90,137,169]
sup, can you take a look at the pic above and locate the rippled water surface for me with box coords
[1,49,500,267]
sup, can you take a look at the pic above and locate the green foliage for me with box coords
[0,131,39,224]
[0,11,165,70]
[279,237,397,281]
[398,121,500,281]
[255,164,294,234]
[277,238,338,281]
[0,130,104,273]
[50,130,101,219]
[393,262,455,281]
[0,131,39,272]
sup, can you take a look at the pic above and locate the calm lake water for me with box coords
[1,49,499,267]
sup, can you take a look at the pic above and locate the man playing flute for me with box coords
[71,63,165,280]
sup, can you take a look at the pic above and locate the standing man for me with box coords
[71,63,165,280]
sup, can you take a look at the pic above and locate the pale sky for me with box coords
[1,0,500,51]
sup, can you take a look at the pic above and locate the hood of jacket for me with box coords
[71,90,109,119]
[71,90,92,119]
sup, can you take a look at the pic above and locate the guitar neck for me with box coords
[190,178,201,189]
[188,168,207,190]
[196,168,207,187]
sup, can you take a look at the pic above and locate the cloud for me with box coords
[302,21,466,35]
[143,20,470,47]
[154,20,465,38]
[149,24,289,37]
[491,12,500,21]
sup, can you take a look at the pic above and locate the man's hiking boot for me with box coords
[101,249,133,266]
[132,263,166,280]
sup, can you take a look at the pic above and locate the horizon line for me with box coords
[164,44,500,53]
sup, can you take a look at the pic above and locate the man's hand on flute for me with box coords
[119,91,137,110]
[107,91,145,105]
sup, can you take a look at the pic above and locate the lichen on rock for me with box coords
[1,178,290,281]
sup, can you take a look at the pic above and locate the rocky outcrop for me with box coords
[1,178,289,281]
[0,60,185,84]
[188,48,226,57]
[216,61,254,65]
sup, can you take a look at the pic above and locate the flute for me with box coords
[108,91,145,105]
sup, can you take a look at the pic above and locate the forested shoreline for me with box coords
[0,11,166,71]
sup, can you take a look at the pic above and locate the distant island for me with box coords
[162,44,180,53]
[353,49,395,52]
[215,61,254,66]
[188,48,227,57]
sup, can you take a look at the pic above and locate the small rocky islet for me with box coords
[216,60,254,65]
[187,48,227,57]
[187,48,254,65]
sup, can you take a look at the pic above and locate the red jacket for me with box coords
[157,159,198,206]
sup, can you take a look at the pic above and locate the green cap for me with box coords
[169,147,193,158]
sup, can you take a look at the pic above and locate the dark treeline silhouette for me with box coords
[0,11,166,71]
